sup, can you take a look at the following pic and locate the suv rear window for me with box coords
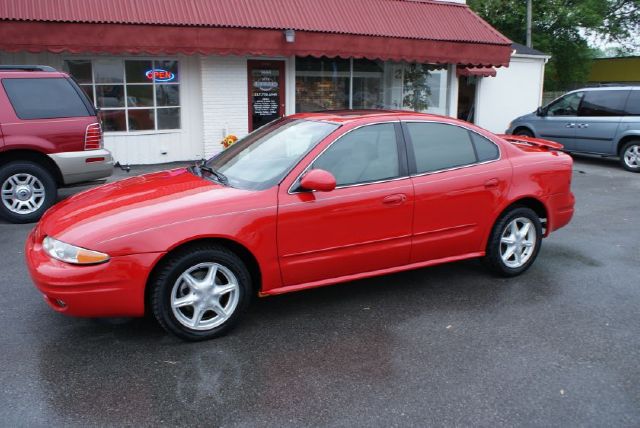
[2,77,92,120]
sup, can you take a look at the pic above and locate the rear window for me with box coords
[623,91,640,116]
[578,90,628,117]
[2,77,92,119]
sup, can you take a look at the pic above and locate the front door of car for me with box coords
[403,121,511,263]
[573,90,628,155]
[277,122,414,287]
[537,91,584,151]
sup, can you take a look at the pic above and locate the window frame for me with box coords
[400,120,502,177]
[63,57,182,134]
[288,121,409,194]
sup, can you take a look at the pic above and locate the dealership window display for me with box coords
[64,58,181,132]
[295,57,448,115]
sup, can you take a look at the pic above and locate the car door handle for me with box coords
[565,123,576,128]
[382,194,407,205]
[484,178,499,188]
[578,123,589,128]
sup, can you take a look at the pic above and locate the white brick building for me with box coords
[0,0,544,165]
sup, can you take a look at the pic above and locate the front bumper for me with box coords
[25,228,164,318]
[48,149,114,186]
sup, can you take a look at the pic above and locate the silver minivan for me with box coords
[506,86,640,172]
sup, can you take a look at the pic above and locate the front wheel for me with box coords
[484,207,543,277]
[620,141,640,172]
[151,244,252,341]
[514,128,534,138]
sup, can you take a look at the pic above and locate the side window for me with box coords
[312,123,400,186]
[546,92,583,116]
[470,132,500,162]
[406,122,477,173]
[578,90,628,116]
[623,91,640,116]
[2,78,92,120]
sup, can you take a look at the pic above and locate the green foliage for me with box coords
[468,0,640,91]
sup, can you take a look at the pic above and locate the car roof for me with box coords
[568,86,640,93]
[289,109,453,124]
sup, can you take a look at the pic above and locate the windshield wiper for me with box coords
[193,162,228,185]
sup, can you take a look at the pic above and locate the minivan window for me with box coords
[2,78,92,120]
[623,91,640,116]
[312,123,400,186]
[546,92,583,116]
[578,90,628,116]
[407,122,477,173]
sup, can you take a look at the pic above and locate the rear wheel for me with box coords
[484,207,542,277]
[151,244,252,341]
[620,140,640,172]
[0,161,57,223]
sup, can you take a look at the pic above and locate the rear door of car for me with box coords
[573,89,629,155]
[276,121,414,287]
[403,121,511,263]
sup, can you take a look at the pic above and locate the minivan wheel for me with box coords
[620,141,640,172]
[151,244,252,341]
[514,128,534,138]
[484,207,542,277]
[0,161,57,223]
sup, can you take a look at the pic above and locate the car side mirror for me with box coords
[300,169,336,192]
[536,106,546,117]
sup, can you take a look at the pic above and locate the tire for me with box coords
[151,244,252,341]
[483,207,543,277]
[619,140,640,173]
[514,128,534,138]
[0,161,58,224]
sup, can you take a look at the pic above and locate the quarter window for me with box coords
[578,90,628,117]
[623,91,640,116]
[2,78,92,120]
[406,122,498,174]
[64,59,180,132]
[312,123,400,186]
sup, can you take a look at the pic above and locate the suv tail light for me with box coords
[84,122,103,150]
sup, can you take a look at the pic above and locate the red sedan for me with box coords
[25,111,575,341]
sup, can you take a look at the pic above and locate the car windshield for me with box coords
[205,118,339,190]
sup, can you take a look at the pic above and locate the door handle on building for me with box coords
[382,194,407,205]
[565,123,576,128]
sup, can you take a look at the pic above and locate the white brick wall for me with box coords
[200,56,249,157]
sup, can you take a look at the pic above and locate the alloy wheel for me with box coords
[623,144,640,169]
[170,262,240,331]
[1,173,46,215]
[500,217,537,268]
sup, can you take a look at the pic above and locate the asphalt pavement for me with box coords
[0,156,638,427]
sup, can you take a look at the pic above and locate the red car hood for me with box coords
[37,168,254,254]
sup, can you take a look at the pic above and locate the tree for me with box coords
[468,0,640,91]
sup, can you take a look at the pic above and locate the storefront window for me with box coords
[296,57,448,115]
[295,57,350,111]
[64,58,181,132]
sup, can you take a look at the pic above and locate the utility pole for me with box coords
[526,0,533,47]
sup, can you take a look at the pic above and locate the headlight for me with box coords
[42,236,110,265]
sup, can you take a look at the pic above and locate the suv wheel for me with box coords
[620,140,640,173]
[0,161,57,223]
[484,207,543,277]
[514,128,534,138]
[151,244,252,341]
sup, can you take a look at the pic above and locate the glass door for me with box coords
[247,60,286,131]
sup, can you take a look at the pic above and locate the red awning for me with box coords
[0,0,513,67]
[457,66,498,77]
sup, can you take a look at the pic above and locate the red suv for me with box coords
[0,65,113,223]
